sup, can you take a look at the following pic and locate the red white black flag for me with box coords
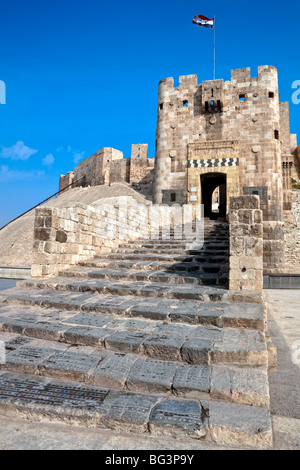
[193,14,214,29]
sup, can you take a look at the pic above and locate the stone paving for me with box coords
[0,223,275,449]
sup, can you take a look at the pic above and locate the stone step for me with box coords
[88,252,228,263]
[123,237,229,247]
[110,248,229,258]
[79,258,227,273]
[0,331,269,407]
[16,278,229,302]
[59,267,228,287]
[0,308,267,368]
[0,289,265,329]
[0,371,272,448]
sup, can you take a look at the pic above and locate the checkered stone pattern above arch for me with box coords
[188,158,239,168]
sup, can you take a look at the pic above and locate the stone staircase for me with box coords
[0,221,273,449]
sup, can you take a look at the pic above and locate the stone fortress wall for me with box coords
[59,145,155,199]
[56,65,300,277]
[152,66,300,273]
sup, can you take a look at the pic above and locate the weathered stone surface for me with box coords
[3,347,56,373]
[149,398,206,439]
[143,333,186,361]
[0,372,108,425]
[97,390,158,433]
[62,313,113,328]
[105,331,150,354]
[126,358,177,393]
[181,338,212,365]
[173,365,211,399]
[38,350,103,381]
[63,326,113,347]
[208,401,272,449]
[211,328,267,366]
[91,353,136,388]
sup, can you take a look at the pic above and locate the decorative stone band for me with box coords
[188,158,239,168]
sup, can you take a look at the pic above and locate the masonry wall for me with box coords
[229,195,263,292]
[153,66,289,272]
[283,190,300,273]
[31,200,150,277]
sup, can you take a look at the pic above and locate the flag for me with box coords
[193,14,214,29]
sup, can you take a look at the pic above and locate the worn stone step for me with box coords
[95,252,228,263]
[0,330,269,406]
[79,258,228,273]
[59,267,227,287]
[0,371,272,448]
[0,289,265,329]
[17,278,229,302]
[0,307,267,368]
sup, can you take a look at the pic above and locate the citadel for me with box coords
[0,65,299,450]
[60,65,300,278]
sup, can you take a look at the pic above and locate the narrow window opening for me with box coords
[171,193,176,202]
[183,100,188,107]
[159,103,163,110]
[211,101,215,107]
[217,100,221,110]
[239,94,245,101]
[274,130,279,140]
[205,101,209,112]
[211,88,214,97]
[170,157,175,173]
[269,92,274,98]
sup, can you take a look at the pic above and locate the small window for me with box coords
[217,100,221,110]
[159,103,163,110]
[239,94,245,101]
[205,101,209,112]
[269,92,274,98]
[274,130,279,140]
[183,100,188,107]
[171,193,176,202]
[211,100,214,107]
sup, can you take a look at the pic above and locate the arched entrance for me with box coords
[200,173,227,219]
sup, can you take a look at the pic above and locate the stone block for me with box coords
[149,398,206,439]
[97,391,158,433]
[173,365,211,398]
[126,357,177,393]
[181,338,212,365]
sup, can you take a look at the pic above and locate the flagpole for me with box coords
[213,14,216,80]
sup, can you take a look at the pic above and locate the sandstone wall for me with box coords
[283,189,300,273]
[31,199,202,278]
[31,200,149,277]
[229,195,263,292]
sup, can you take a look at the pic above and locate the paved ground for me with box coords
[265,289,300,450]
[0,285,298,450]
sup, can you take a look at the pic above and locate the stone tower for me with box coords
[153,66,296,272]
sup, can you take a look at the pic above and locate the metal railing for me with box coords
[0,176,84,232]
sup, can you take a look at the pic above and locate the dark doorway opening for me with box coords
[201,173,227,219]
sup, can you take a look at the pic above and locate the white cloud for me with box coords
[73,150,85,164]
[0,165,45,182]
[42,153,55,166]
[0,141,38,161]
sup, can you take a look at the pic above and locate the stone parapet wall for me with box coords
[229,195,263,291]
[31,199,202,278]
[31,200,150,278]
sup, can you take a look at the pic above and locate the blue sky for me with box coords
[0,0,299,226]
